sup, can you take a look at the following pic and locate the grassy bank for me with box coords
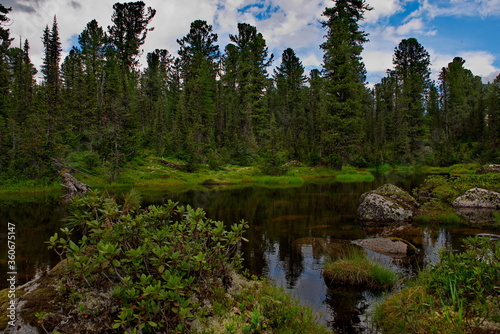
[0,156,376,194]
[373,236,500,333]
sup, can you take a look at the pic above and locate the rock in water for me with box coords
[452,188,500,209]
[352,238,410,257]
[357,184,419,223]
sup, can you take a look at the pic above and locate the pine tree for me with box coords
[41,16,62,140]
[0,3,12,120]
[108,1,156,70]
[391,38,431,161]
[176,20,220,163]
[141,48,174,153]
[77,19,107,152]
[273,48,307,159]
[439,57,483,145]
[103,2,156,180]
[221,23,273,160]
[320,0,371,168]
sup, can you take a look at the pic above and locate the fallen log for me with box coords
[61,172,89,196]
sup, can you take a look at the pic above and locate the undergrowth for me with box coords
[374,236,500,333]
[43,190,328,333]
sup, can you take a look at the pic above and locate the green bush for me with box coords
[49,190,248,333]
[258,151,289,176]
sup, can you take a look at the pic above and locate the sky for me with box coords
[2,0,500,86]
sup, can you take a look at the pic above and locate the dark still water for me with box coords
[2,174,499,333]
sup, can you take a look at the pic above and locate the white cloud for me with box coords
[364,0,403,23]
[417,0,500,19]
[4,0,499,85]
[429,49,500,83]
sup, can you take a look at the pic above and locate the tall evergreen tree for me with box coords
[176,20,220,162]
[273,48,307,158]
[0,3,12,119]
[41,16,62,140]
[108,1,156,70]
[102,2,156,180]
[77,19,108,151]
[225,23,273,156]
[320,0,371,168]
[438,57,483,145]
[141,48,173,153]
[391,38,431,160]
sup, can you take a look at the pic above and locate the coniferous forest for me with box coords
[0,1,499,183]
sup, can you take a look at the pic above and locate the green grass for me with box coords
[322,248,398,290]
[0,157,378,194]
[414,200,463,224]
[374,236,500,334]
[200,278,330,334]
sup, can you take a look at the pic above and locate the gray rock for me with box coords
[352,238,409,257]
[357,184,419,222]
[452,188,500,209]
[476,164,500,174]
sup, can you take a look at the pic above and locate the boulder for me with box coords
[357,184,419,223]
[476,164,500,174]
[352,238,413,257]
[452,188,500,209]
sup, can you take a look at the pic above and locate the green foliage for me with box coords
[414,173,500,205]
[50,190,249,333]
[374,236,500,333]
[258,150,289,176]
[0,0,499,186]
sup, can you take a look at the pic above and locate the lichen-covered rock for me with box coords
[452,188,500,209]
[357,184,419,222]
[476,164,500,174]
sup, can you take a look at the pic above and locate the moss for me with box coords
[18,260,69,332]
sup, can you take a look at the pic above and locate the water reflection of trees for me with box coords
[0,197,68,288]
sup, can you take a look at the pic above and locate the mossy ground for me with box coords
[0,157,376,194]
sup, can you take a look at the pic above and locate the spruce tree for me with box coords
[273,48,307,159]
[177,20,220,163]
[320,0,371,168]
[391,38,431,161]
[41,16,62,140]
[225,23,273,158]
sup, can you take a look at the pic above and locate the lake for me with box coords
[2,173,499,333]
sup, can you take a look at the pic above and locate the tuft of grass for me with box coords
[201,279,330,334]
[322,248,398,290]
[414,200,463,224]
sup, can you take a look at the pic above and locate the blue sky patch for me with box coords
[238,2,282,21]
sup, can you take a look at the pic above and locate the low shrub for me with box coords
[44,190,329,333]
[49,190,248,333]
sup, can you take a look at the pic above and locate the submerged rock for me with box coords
[357,184,419,223]
[352,237,414,257]
[452,188,500,209]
